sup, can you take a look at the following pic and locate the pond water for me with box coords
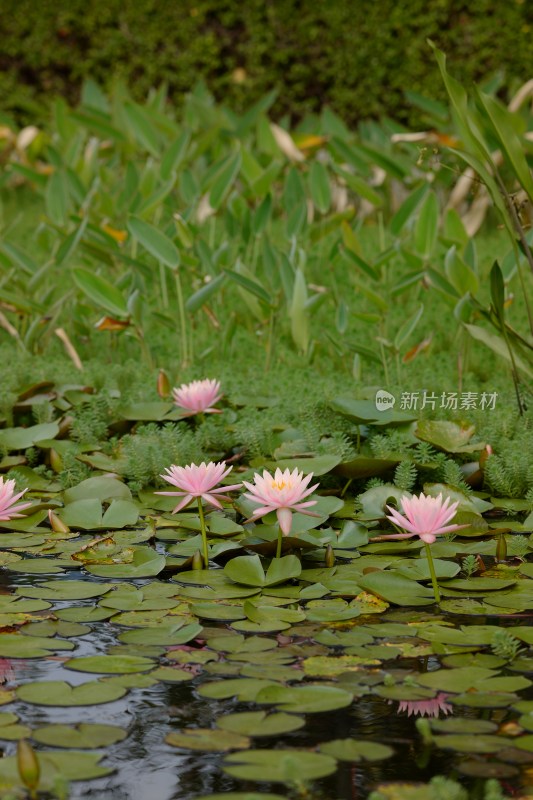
[1,564,532,800]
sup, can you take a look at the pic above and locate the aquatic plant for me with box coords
[156,461,241,567]
[172,379,223,417]
[0,476,32,521]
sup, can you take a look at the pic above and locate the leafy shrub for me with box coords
[1,0,533,125]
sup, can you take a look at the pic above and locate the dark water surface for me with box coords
[2,573,532,800]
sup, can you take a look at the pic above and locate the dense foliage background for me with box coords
[2,0,533,125]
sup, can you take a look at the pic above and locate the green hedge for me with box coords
[1,0,533,126]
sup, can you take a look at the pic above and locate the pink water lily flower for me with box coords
[0,477,33,521]
[156,461,241,513]
[172,379,222,417]
[397,693,452,718]
[385,492,465,544]
[243,467,320,536]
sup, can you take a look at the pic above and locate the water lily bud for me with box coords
[324,544,335,568]
[479,444,493,469]
[496,533,508,563]
[17,739,40,796]
[157,369,171,398]
[192,550,204,571]
[49,447,62,472]
[48,509,70,533]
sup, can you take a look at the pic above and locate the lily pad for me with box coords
[223,749,337,782]
[216,711,305,737]
[319,738,393,762]
[85,546,166,578]
[224,554,301,587]
[166,727,250,751]
[64,655,155,674]
[32,723,128,748]
[255,684,353,713]
[17,680,127,706]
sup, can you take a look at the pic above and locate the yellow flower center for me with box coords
[271,480,292,491]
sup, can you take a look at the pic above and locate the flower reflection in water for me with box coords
[0,659,15,684]
[397,693,453,718]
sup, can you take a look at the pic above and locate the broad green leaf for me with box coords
[290,268,309,353]
[73,268,128,317]
[127,216,180,268]
[414,190,439,259]
[308,161,331,214]
[478,91,533,200]
[210,151,242,209]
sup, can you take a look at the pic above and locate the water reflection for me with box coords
[396,693,452,718]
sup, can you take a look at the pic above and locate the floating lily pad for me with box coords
[198,679,280,702]
[433,734,509,753]
[16,580,112,601]
[450,692,519,708]
[64,655,155,674]
[17,680,127,706]
[216,711,305,737]
[429,718,498,734]
[32,723,128,748]
[0,634,75,658]
[118,623,202,646]
[224,554,301,587]
[0,750,112,785]
[357,571,435,606]
[166,728,250,751]
[255,684,353,713]
[223,749,337,781]
[85,547,165,578]
[319,738,393,762]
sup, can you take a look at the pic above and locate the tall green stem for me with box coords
[175,270,189,368]
[424,542,440,603]
[276,525,283,559]
[197,498,209,568]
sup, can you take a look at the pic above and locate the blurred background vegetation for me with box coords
[1,0,533,126]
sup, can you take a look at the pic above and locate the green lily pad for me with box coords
[166,728,250,751]
[55,606,116,623]
[199,679,280,702]
[0,634,75,658]
[216,711,305,737]
[189,602,246,621]
[118,623,202,646]
[17,680,127,706]
[64,655,155,674]
[415,667,496,693]
[223,749,337,782]
[0,711,31,740]
[440,578,517,592]
[319,738,393,761]
[0,421,59,451]
[85,546,166,578]
[224,554,301,587]
[0,751,112,786]
[16,580,112,601]
[63,476,132,503]
[357,571,435,606]
[433,734,509,752]
[32,723,128,748]
[450,692,518,708]
[430,718,497,734]
[255,684,353,713]
[150,666,195,683]
[415,420,482,453]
